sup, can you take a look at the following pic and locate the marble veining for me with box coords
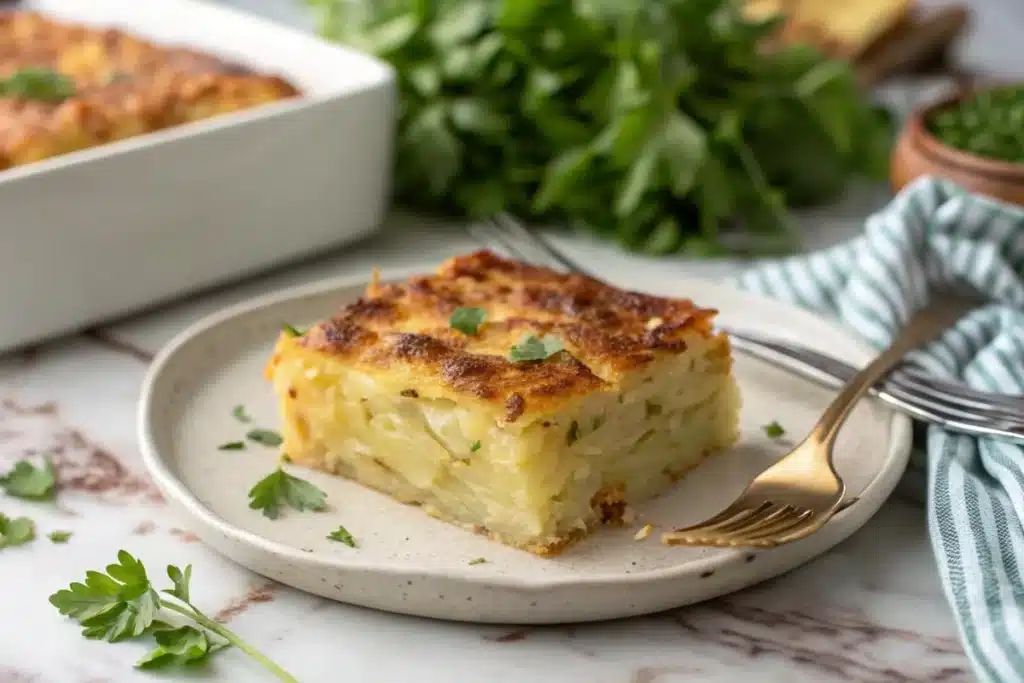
[0,218,972,683]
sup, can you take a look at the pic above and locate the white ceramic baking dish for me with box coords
[2,0,395,352]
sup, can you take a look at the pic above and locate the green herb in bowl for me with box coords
[926,86,1024,164]
[306,0,892,256]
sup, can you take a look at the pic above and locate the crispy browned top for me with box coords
[0,11,299,169]
[283,251,719,421]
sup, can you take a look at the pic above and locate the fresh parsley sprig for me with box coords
[50,551,298,681]
[449,307,486,335]
[508,334,563,362]
[0,67,75,102]
[248,466,327,519]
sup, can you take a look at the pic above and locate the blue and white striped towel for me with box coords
[730,176,1024,682]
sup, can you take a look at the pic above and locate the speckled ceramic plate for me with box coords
[138,267,912,624]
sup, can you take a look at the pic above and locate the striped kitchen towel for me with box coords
[730,176,1024,683]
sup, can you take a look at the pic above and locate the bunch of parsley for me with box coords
[307,0,891,255]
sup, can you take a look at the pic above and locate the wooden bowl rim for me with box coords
[907,83,1024,182]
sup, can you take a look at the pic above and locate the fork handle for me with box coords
[810,304,959,446]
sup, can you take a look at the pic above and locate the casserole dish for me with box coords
[1,0,395,352]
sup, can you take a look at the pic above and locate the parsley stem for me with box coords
[161,601,298,683]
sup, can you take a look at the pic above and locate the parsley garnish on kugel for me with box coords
[449,307,486,335]
[470,440,482,453]
[48,530,72,544]
[0,513,35,549]
[468,557,487,566]
[218,441,246,451]
[1,456,56,500]
[248,467,327,519]
[232,405,252,423]
[49,551,298,680]
[508,334,563,362]
[0,67,75,101]
[763,421,786,439]
[282,323,304,337]
[247,428,283,447]
[327,525,356,547]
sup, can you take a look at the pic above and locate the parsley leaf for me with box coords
[1,456,57,500]
[0,513,35,549]
[282,323,304,337]
[49,550,160,641]
[48,530,72,544]
[449,307,486,335]
[232,405,251,423]
[508,334,563,362]
[51,551,298,680]
[0,67,75,101]
[165,564,192,603]
[468,557,487,565]
[218,441,246,451]
[763,421,786,438]
[470,440,481,453]
[248,468,327,519]
[136,625,225,670]
[327,525,357,547]
[247,429,283,447]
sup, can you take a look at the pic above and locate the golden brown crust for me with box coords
[279,251,719,423]
[0,11,299,169]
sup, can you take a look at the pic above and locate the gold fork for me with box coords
[662,298,969,549]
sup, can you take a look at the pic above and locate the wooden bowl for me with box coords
[890,87,1024,206]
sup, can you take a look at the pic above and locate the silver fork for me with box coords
[467,214,1024,443]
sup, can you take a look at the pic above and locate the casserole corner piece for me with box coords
[264,252,742,555]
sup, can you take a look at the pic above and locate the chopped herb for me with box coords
[279,454,293,465]
[470,440,482,453]
[246,429,283,447]
[1,457,56,500]
[449,307,486,335]
[327,525,357,547]
[232,405,251,423]
[0,513,34,549]
[282,323,304,337]
[0,68,75,101]
[48,530,72,544]
[763,421,786,438]
[468,557,487,566]
[248,467,327,519]
[218,441,246,451]
[50,550,297,679]
[566,420,580,446]
[508,334,563,362]
[644,401,663,418]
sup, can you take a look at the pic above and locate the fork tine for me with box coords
[727,508,814,543]
[465,222,534,263]
[492,214,588,274]
[670,503,763,536]
[702,502,783,534]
